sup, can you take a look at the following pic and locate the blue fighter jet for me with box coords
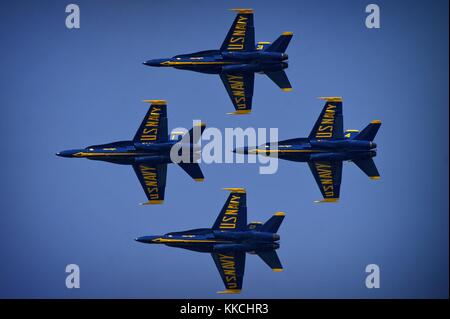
[234,97,382,202]
[144,9,293,114]
[135,188,285,294]
[56,100,205,205]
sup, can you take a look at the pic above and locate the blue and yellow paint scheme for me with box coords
[143,9,294,115]
[135,188,286,294]
[234,97,382,202]
[56,100,206,205]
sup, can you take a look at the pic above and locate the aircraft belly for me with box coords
[167,244,214,253]
[277,153,310,162]
[86,156,135,165]
[174,66,221,74]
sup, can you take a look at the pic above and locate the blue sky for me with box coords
[0,0,448,298]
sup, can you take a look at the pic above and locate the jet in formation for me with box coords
[234,97,381,202]
[144,9,293,114]
[135,188,285,294]
[56,100,205,204]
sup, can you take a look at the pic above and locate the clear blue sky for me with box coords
[0,0,448,298]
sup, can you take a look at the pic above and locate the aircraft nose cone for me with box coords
[233,147,249,154]
[134,236,146,243]
[56,150,75,158]
[143,59,168,67]
[134,236,160,244]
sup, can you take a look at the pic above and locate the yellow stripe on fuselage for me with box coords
[73,152,147,157]
[154,238,230,244]
[250,149,325,154]
[162,61,236,66]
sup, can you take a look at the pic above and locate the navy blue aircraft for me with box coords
[144,8,293,115]
[56,100,205,205]
[234,97,381,202]
[136,188,285,294]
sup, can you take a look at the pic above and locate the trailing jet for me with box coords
[144,8,293,115]
[234,97,381,202]
[56,100,205,205]
[135,188,285,294]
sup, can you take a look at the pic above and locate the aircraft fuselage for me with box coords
[144,50,289,75]
[236,137,378,163]
[56,140,199,165]
[135,228,280,254]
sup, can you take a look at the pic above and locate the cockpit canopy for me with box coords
[86,140,132,149]
[173,50,220,59]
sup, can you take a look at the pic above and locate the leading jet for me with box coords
[234,97,381,202]
[56,100,206,205]
[135,188,285,294]
[144,9,293,115]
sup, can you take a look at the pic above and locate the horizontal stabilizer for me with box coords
[257,250,283,272]
[177,163,204,181]
[266,32,293,53]
[265,70,292,91]
[181,122,206,145]
[353,158,380,180]
[260,212,285,233]
[354,120,381,141]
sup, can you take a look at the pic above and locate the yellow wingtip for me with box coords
[318,96,343,102]
[282,87,293,92]
[370,176,381,180]
[223,187,246,194]
[227,109,252,115]
[371,120,382,124]
[274,212,286,217]
[314,198,339,203]
[272,268,284,272]
[282,31,293,36]
[230,8,254,14]
[140,200,164,205]
[194,122,207,127]
[194,178,205,182]
[143,99,167,105]
[217,289,242,294]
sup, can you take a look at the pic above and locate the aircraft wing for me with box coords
[133,100,168,143]
[308,97,343,140]
[308,161,342,202]
[212,251,246,294]
[220,73,254,114]
[133,163,167,204]
[212,188,247,231]
[220,9,255,52]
